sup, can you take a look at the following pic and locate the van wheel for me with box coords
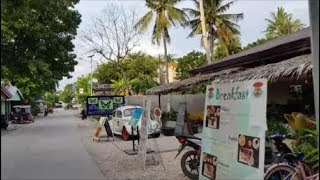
[152,133,161,138]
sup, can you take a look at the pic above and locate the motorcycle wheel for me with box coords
[180,150,200,180]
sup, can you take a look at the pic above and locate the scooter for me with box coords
[175,135,202,180]
[44,109,48,117]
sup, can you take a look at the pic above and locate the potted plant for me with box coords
[161,110,177,136]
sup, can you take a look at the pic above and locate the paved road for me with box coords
[1,109,105,180]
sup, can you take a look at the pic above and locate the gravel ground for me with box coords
[76,116,191,180]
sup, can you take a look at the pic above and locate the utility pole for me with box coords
[198,0,211,64]
[308,0,319,153]
[88,54,95,96]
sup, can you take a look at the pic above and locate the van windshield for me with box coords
[123,108,138,117]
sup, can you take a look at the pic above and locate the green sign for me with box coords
[88,98,98,104]
[98,100,113,110]
[113,97,123,104]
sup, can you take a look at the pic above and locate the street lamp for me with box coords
[88,54,95,96]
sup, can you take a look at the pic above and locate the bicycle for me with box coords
[264,153,319,180]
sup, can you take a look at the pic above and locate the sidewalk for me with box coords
[76,117,190,180]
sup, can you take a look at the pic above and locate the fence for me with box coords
[125,94,206,116]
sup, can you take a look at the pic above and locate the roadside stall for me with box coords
[147,27,318,179]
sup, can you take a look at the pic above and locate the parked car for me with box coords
[109,105,161,141]
[54,103,63,108]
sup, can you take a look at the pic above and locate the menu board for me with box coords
[86,96,125,116]
[199,79,267,180]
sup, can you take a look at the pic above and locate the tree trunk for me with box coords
[209,27,214,62]
[163,33,170,84]
[198,0,211,64]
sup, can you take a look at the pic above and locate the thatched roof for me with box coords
[191,27,311,75]
[147,54,312,95]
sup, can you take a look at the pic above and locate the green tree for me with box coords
[94,52,159,95]
[75,75,91,105]
[265,7,305,39]
[135,0,188,84]
[43,92,60,108]
[185,0,243,62]
[94,62,120,84]
[60,84,75,104]
[242,36,274,50]
[1,0,81,102]
[214,35,242,60]
[176,51,206,80]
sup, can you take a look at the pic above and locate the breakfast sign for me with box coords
[199,79,267,180]
[86,96,125,116]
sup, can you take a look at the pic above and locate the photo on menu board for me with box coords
[202,152,218,180]
[205,105,220,129]
[237,134,260,168]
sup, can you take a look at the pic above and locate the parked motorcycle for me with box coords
[175,132,303,180]
[175,135,202,180]
[44,109,48,117]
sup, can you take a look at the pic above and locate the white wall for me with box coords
[125,94,206,114]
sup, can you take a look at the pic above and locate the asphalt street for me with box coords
[1,108,105,180]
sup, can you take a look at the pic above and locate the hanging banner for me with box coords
[199,79,267,180]
[128,108,143,127]
[86,96,125,116]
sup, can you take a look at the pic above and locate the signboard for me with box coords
[199,79,267,180]
[104,119,113,138]
[128,108,143,127]
[174,103,187,136]
[86,96,125,116]
[138,97,150,170]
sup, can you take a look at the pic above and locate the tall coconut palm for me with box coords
[265,7,305,39]
[135,0,188,84]
[185,0,243,62]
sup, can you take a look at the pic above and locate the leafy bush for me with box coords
[161,109,177,123]
[291,128,319,173]
[267,120,288,136]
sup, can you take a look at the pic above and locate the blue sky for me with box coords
[58,0,310,90]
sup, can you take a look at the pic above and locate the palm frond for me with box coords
[218,13,244,22]
[167,6,189,27]
[134,10,153,32]
[217,1,235,13]
[151,22,161,45]
[164,27,171,44]
[183,8,200,18]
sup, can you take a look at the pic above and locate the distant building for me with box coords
[1,86,13,121]
[156,62,178,84]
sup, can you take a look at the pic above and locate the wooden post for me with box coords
[308,0,319,151]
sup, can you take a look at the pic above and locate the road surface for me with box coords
[1,109,105,180]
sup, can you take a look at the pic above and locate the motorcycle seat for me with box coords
[269,133,286,141]
[176,134,202,140]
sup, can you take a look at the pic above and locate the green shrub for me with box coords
[161,109,178,124]
[291,128,319,173]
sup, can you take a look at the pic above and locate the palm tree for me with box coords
[265,7,305,39]
[135,0,188,84]
[214,35,242,60]
[185,0,243,62]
